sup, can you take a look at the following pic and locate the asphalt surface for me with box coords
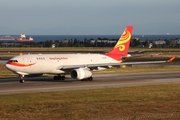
[0,71,180,94]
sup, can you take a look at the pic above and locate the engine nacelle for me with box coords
[70,69,92,80]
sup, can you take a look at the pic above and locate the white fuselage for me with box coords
[6,53,120,75]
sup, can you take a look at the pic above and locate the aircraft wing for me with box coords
[61,56,176,70]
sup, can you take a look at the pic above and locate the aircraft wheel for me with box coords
[57,75,62,80]
[61,76,65,80]
[19,75,25,83]
[20,79,25,83]
[89,77,93,81]
[88,77,93,81]
[54,76,58,80]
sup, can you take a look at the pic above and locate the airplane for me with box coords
[5,26,176,83]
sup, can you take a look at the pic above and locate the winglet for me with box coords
[167,56,176,62]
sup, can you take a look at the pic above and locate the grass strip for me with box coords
[0,84,180,119]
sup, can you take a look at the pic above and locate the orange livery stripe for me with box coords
[7,61,36,67]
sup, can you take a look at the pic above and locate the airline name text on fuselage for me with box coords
[49,57,68,60]
[36,57,68,60]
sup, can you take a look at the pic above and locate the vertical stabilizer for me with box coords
[105,26,133,61]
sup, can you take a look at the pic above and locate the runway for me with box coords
[0,71,180,94]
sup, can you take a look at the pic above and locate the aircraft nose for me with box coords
[5,63,13,71]
[5,63,10,69]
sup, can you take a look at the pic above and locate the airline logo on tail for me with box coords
[105,26,133,61]
[114,27,132,51]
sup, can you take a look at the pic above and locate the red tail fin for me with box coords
[105,26,133,61]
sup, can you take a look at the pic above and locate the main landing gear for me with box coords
[19,75,25,83]
[53,75,65,81]
[81,77,93,81]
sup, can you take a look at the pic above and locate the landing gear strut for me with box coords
[19,75,25,83]
[54,75,65,80]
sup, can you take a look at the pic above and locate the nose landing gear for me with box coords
[19,75,25,83]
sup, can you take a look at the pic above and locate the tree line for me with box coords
[1,37,180,48]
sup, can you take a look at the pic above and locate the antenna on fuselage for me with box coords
[20,52,22,56]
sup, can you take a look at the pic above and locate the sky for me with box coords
[0,0,180,35]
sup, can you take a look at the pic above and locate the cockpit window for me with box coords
[9,60,18,62]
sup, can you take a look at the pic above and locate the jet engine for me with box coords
[70,69,92,80]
